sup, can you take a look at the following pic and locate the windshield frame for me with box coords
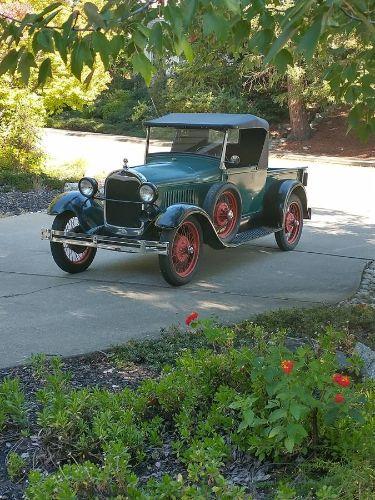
[144,126,229,165]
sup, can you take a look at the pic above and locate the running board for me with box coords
[227,226,280,247]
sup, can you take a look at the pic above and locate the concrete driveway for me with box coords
[0,130,373,368]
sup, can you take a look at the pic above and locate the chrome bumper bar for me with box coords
[41,229,169,255]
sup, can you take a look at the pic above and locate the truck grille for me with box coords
[105,175,142,228]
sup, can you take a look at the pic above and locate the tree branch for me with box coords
[0,0,159,32]
[340,6,375,25]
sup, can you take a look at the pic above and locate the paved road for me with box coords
[0,130,373,368]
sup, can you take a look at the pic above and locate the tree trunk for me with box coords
[287,68,311,141]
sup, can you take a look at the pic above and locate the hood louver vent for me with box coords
[162,188,198,207]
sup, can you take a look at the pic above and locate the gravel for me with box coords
[0,188,61,218]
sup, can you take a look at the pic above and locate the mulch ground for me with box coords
[272,110,375,159]
[0,188,61,218]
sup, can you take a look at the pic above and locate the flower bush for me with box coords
[20,313,372,499]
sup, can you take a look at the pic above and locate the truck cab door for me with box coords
[224,129,268,216]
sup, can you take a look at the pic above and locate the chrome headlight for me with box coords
[78,177,98,197]
[139,183,158,203]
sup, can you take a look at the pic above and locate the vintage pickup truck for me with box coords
[42,113,311,286]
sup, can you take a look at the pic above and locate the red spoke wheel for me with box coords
[275,194,304,251]
[50,212,97,273]
[159,216,202,286]
[213,191,239,239]
[203,183,242,243]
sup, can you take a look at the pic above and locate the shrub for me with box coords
[6,451,27,481]
[0,377,27,430]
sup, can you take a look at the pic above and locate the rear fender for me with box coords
[155,204,225,249]
[48,191,104,232]
[263,180,309,227]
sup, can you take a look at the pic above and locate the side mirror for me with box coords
[229,155,240,165]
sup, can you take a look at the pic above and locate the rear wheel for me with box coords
[275,193,303,251]
[50,212,96,273]
[159,216,202,286]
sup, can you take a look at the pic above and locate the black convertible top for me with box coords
[145,113,269,130]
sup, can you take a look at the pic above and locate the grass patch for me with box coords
[0,157,86,192]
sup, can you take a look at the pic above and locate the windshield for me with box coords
[147,127,225,158]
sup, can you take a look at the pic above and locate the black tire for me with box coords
[275,193,304,251]
[158,216,203,286]
[50,212,97,273]
[203,183,242,243]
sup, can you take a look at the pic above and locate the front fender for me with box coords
[48,191,104,232]
[263,180,309,227]
[155,204,225,249]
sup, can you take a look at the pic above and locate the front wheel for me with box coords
[159,216,203,286]
[50,212,97,273]
[275,194,304,251]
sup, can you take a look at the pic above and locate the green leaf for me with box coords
[289,402,305,421]
[273,48,293,73]
[203,11,229,41]
[53,31,67,64]
[92,32,111,69]
[109,35,125,59]
[0,49,19,76]
[223,0,241,14]
[233,20,250,46]
[297,15,323,61]
[269,408,287,422]
[264,24,298,65]
[133,30,147,50]
[18,51,36,85]
[37,29,54,52]
[284,436,295,453]
[84,2,105,28]
[71,42,85,80]
[38,2,63,18]
[132,52,155,86]
[175,36,194,62]
[268,426,283,438]
[183,0,198,26]
[150,22,163,54]
[37,57,52,86]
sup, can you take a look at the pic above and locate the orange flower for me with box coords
[281,360,294,374]
[332,374,350,387]
[334,393,345,404]
[185,311,199,326]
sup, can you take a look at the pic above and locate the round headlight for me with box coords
[139,183,157,203]
[78,177,98,197]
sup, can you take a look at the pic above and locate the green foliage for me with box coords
[0,306,368,498]
[6,451,27,481]
[1,0,373,137]
[0,377,27,430]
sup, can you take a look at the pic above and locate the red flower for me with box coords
[332,374,350,387]
[281,360,294,374]
[334,393,345,404]
[185,312,199,326]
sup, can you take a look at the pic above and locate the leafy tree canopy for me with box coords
[0,0,374,138]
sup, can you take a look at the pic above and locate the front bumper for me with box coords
[41,229,169,255]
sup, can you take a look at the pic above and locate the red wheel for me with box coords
[213,191,239,239]
[275,194,304,250]
[50,212,97,273]
[159,216,202,286]
[203,183,242,243]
